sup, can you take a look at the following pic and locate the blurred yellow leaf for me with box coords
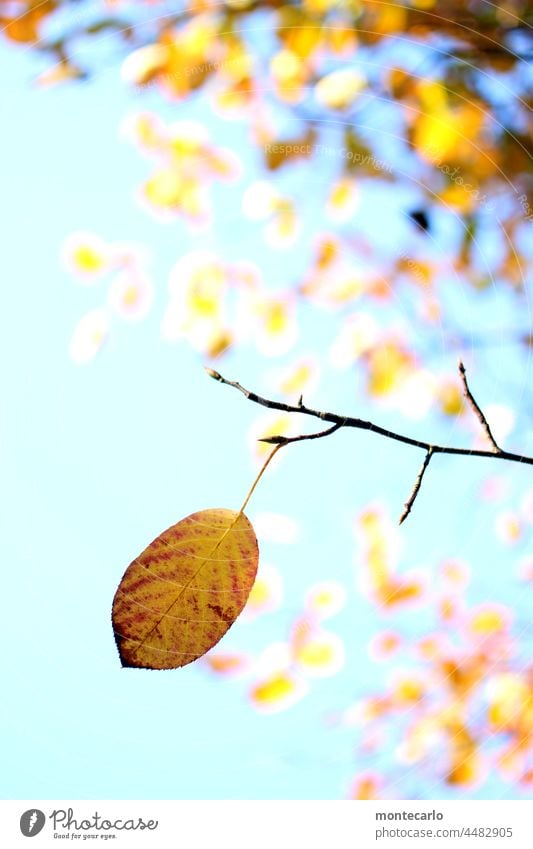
[305,581,346,620]
[62,232,109,278]
[270,49,308,103]
[366,341,416,396]
[327,26,358,56]
[468,604,509,637]
[293,629,345,677]
[250,672,307,712]
[392,675,425,705]
[121,44,169,86]
[414,105,484,164]
[327,178,360,220]
[437,381,465,417]
[205,652,248,675]
[315,69,365,110]
[350,773,381,800]
[244,564,283,617]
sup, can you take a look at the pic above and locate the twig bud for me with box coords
[204,367,223,381]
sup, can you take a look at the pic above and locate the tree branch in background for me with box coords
[259,421,344,446]
[205,364,533,524]
[399,448,434,525]
[458,360,501,452]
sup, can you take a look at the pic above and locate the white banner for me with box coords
[1,800,532,849]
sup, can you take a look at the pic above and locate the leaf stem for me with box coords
[237,422,344,516]
[238,443,284,516]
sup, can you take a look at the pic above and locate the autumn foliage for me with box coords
[6,0,532,799]
[113,509,258,669]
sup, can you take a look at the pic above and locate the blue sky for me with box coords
[1,27,532,801]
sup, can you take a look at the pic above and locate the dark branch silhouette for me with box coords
[399,449,434,525]
[205,364,533,524]
[458,360,501,453]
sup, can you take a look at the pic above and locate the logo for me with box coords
[20,809,46,837]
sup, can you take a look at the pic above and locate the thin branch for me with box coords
[205,368,533,467]
[399,448,434,525]
[458,360,501,452]
[259,421,344,446]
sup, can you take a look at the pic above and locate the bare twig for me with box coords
[458,360,501,452]
[399,448,434,525]
[205,367,533,467]
[259,421,344,446]
[205,366,533,524]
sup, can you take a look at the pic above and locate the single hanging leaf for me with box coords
[112,508,259,670]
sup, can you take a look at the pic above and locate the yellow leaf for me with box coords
[315,69,365,110]
[378,576,424,608]
[205,328,233,358]
[447,748,481,787]
[468,604,509,637]
[315,236,340,271]
[250,671,307,712]
[278,359,317,397]
[108,270,153,322]
[121,45,170,87]
[62,232,109,278]
[143,168,185,209]
[369,631,401,661]
[305,581,346,620]
[327,26,358,56]
[371,3,407,34]
[437,381,465,417]
[255,297,298,354]
[302,0,338,17]
[495,511,522,544]
[439,183,477,214]
[327,178,360,220]
[204,652,248,675]
[35,61,84,87]
[264,205,299,249]
[270,49,307,103]
[121,112,165,150]
[440,559,469,586]
[350,773,381,800]
[366,341,416,396]
[112,509,258,669]
[414,105,483,164]
[416,634,443,660]
[244,564,283,616]
[250,413,293,462]
[3,3,54,44]
[293,629,345,677]
[392,675,425,705]
[488,674,530,731]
